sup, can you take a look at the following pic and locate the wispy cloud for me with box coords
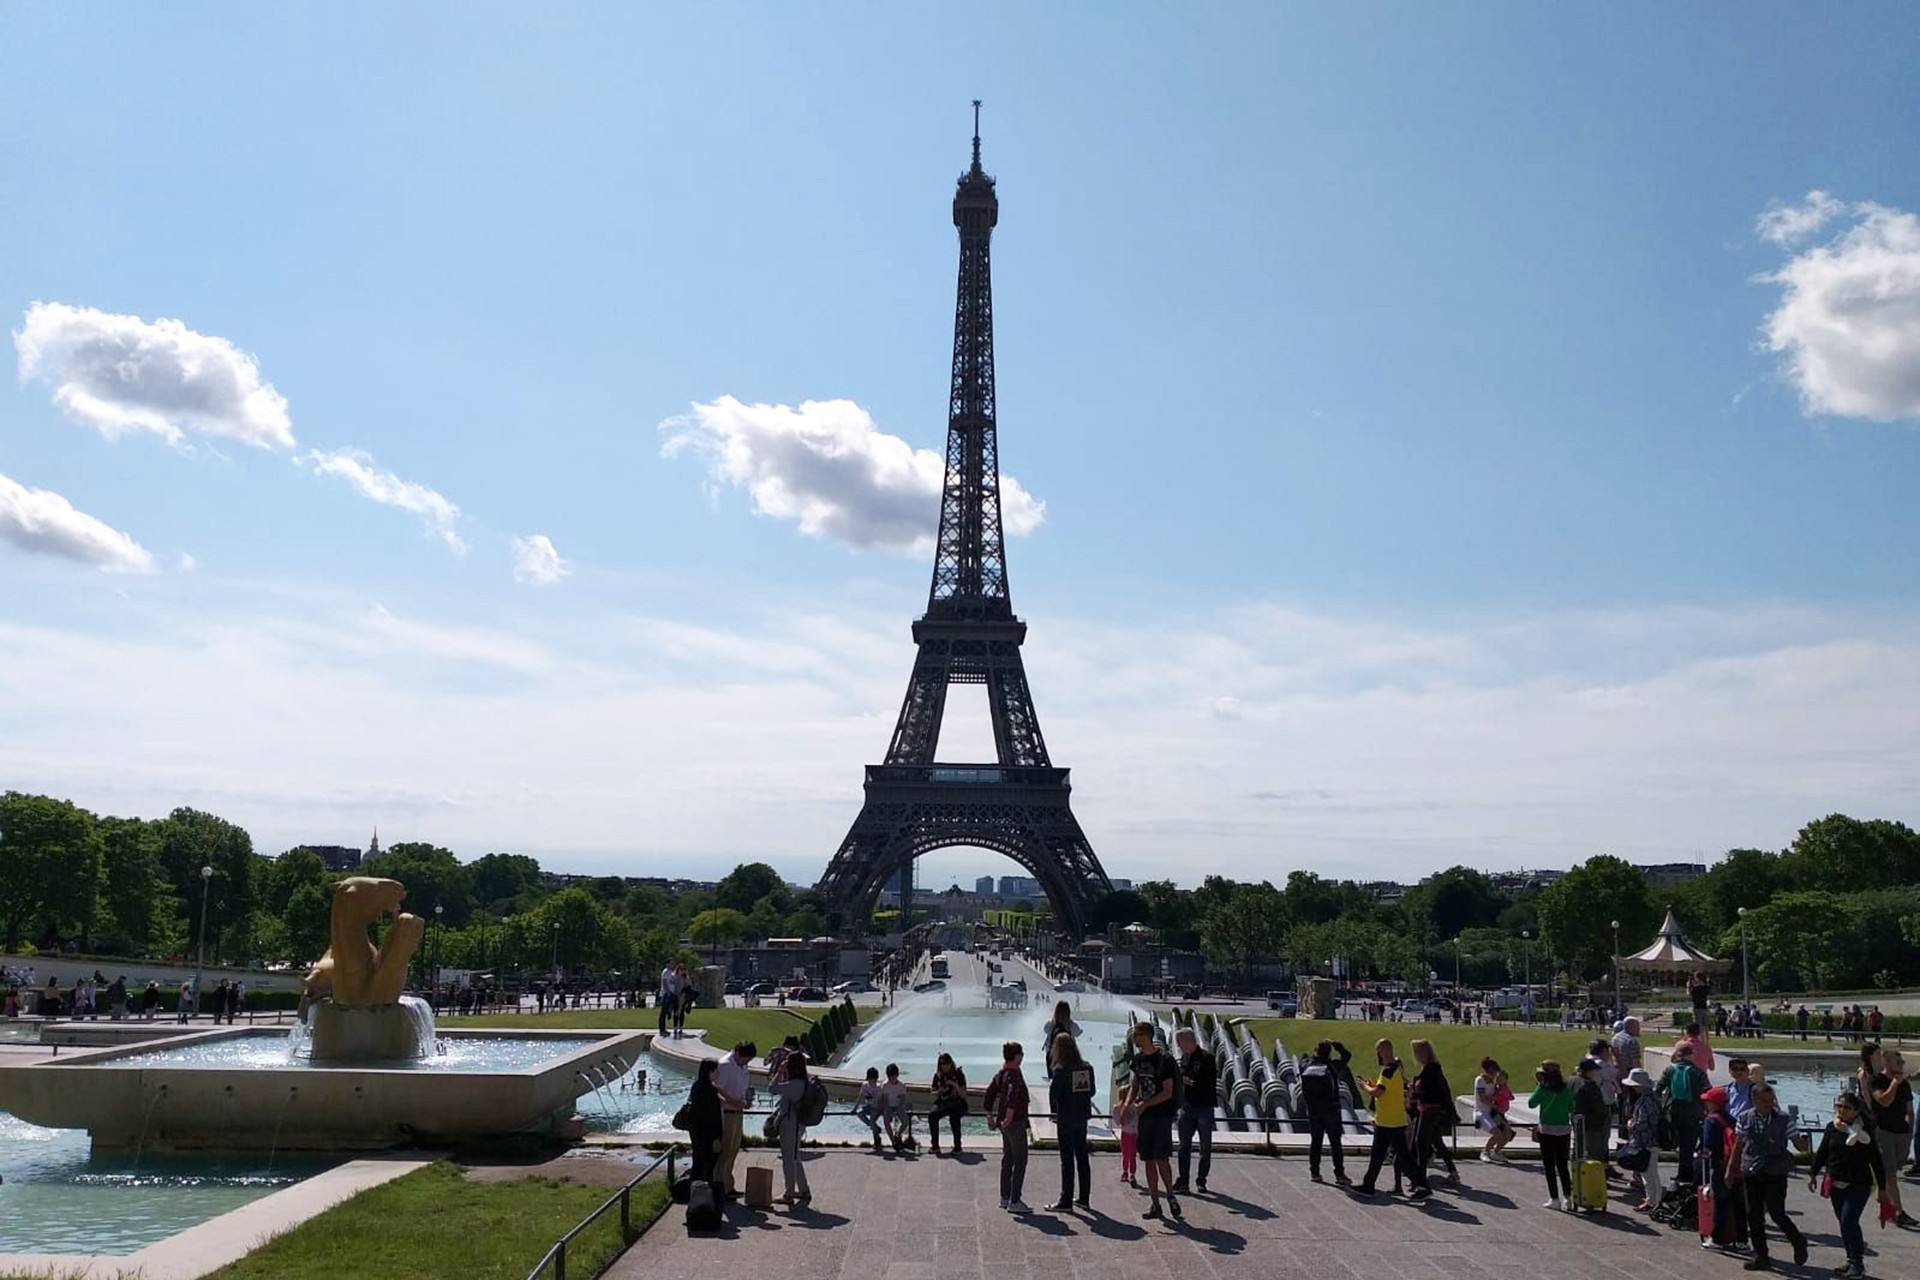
[0,470,155,572]
[511,534,570,585]
[1756,190,1844,247]
[1757,195,1920,422]
[1,593,1913,884]
[14,302,294,448]
[661,395,1045,552]
[298,448,467,552]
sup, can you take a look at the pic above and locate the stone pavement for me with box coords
[609,1150,1920,1280]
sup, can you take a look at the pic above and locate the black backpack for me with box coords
[685,1179,721,1233]
[1299,1060,1337,1113]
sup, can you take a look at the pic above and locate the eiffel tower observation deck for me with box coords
[817,106,1113,939]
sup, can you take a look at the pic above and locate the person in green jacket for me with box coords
[1528,1059,1576,1210]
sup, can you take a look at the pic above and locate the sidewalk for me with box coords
[608,1149,1920,1280]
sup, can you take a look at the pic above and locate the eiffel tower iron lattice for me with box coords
[817,106,1113,939]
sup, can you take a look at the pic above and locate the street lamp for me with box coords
[1453,937,1462,996]
[1611,920,1621,1018]
[193,864,214,1003]
[434,904,444,996]
[1521,930,1533,1025]
[550,921,561,980]
[1737,907,1751,1007]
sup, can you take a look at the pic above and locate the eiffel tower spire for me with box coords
[817,109,1110,938]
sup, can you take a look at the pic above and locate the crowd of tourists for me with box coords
[2,972,249,1022]
[671,999,1915,1276]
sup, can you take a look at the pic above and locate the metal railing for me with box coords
[524,1143,682,1280]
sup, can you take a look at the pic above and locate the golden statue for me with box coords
[301,876,424,1008]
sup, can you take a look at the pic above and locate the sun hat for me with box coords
[1624,1068,1655,1090]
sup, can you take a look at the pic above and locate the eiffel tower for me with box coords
[817,106,1113,938]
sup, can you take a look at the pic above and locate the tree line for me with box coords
[1092,813,1920,992]
[0,793,834,982]
[5,791,1917,994]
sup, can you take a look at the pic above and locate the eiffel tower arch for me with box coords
[817,106,1113,939]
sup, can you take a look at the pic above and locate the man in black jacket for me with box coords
[1301,1039,1352,1185]
[1172,1028,1216,1194]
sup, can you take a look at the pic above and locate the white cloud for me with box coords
[511,534,570,585]
[1756,190,1844,247]
[14,302,294,448]
[660,395,1045,552]
[298,448,467,552]
[1758,197,1920,422]
[1,591,1915,888]
[0,470,154,572]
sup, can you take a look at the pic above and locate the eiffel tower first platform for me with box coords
[816,107,1113,939]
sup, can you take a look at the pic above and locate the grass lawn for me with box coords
[199,1161,669,1280]
[1240,1017,1605,1074]
[455,1004,825,1049]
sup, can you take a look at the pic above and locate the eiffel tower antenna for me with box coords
[817,112,1111,939]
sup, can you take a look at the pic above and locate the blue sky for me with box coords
[3,5,1918,890]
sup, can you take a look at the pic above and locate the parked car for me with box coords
[786,986,829,1002]
[744,981,777,997]
[1266,991,1298,1015]
[1056,980,1087,993]
[829,979,871,995]
[723,980,745,995]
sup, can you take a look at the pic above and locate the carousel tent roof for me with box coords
[1620,908,1731,971]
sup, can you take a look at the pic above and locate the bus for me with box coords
[929,954,950,979]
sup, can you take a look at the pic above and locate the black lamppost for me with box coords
[193,864,214,1000]
[1737,906,1751,1006]
[1521,930,1533,1025]
[434,903,444,996]
[1611,919,1621,1016]
[550,921,561,980]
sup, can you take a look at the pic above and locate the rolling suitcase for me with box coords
[1572,1116,1608,1213]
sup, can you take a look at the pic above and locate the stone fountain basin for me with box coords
[0,1026,646,1152]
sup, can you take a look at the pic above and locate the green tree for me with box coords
[283,880,334,964]
[1781,815,1920,893]
[1137,880,1200,948]
[1536,855,1658,981]
[360,842,474,925]
[155,807,257,958]
[1283,870,1369,926]
[471,852,543,912]
[0,792,103,950]
[715,863,790,915]
[97,815,173,951]
[1090,889,1150,931]
[688,908,747,949]
[1401,866,1507,940]
[265,848,328,915]
[1200,882,1288,983]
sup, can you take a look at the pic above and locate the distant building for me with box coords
[307,845,362,872]
[1357,879,1405,903]
[998,874,1042,898]
[1490,868,1567,893]
[1637,862,1706,886]
[975,875,995,895]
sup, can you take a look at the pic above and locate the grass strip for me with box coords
[200,1160,669,1280]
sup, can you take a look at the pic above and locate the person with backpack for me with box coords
[684,1058,725,1188]
[1658,1043,1708,1182]
[1358,1037,1430,1201]
[1047,1032,1095,1211]
[1730,1082,1808,1271]
[1301,1040,1352,1185]
[1860,1045,1916,1227]
[770,1051,814,1206]
[1699,1086,1748,1253]
[1572,1056,1611,1174]
[1618,1068,1663,1212]
[1409,1039,1462,1188]
[984,1041,1033,1213]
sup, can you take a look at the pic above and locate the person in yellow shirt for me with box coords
[1356,1038,1431,1199]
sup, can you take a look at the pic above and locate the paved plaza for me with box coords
[611,1150,1920,1280]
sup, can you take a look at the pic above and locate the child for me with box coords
[855,1066,885,1151]
[880,1062,913,1153]
[1474,1057,1515,1163]
[1115,1096,1139,1184]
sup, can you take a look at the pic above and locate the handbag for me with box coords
[672,1101,693,1130]
[1818,1173,1833,1199]
[1619,1146,1652,1173]
[762,1113,781,1140]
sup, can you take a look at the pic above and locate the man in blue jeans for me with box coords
[1171,1028,1216,1194]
